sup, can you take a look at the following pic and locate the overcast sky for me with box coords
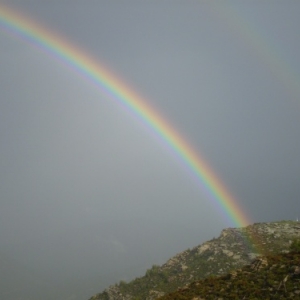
[1,1,300,299]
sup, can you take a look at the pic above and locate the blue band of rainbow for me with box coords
[0,4,251,230]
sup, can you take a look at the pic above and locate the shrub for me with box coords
[290,239,300,253]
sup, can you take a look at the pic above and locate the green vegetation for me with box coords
[158,252,300,300]
[89,221,300,300]
[290,239,300,253]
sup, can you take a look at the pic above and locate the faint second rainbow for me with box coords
[0,5,251,229]
[209,2,300,107]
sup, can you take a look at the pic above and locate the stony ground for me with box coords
[89,220,300,300]
[158,252,300,300]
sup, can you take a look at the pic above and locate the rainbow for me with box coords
[0,5,251,229]
[209,2,300,107]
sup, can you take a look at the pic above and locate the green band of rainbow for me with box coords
[0,4,251,229]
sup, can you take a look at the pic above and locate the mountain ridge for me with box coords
[158,250,300,299]
[89,220,300,300]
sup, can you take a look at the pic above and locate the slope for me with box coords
[158,250,300,299]
[89,220,300,300]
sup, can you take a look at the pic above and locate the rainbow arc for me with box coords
[0,5,253,236]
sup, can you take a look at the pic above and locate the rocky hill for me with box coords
[158,249,300,299]
[89,220,300,300]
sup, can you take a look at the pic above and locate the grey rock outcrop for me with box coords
[89,220,300,300]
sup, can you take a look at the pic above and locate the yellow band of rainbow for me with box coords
[0,4,251,230]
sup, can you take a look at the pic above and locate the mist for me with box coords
[0,1,300,299]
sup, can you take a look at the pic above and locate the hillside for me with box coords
[89,220,300,300]
[158,251,300,299]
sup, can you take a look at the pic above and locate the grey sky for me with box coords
[0,1,300,299]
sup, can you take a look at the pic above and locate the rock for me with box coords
[88,220,300,300]
[248,252,259,260]
[148,290,165,299]
[197,243,210,255]
[222,250,234,257]
[181,264,188,271]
